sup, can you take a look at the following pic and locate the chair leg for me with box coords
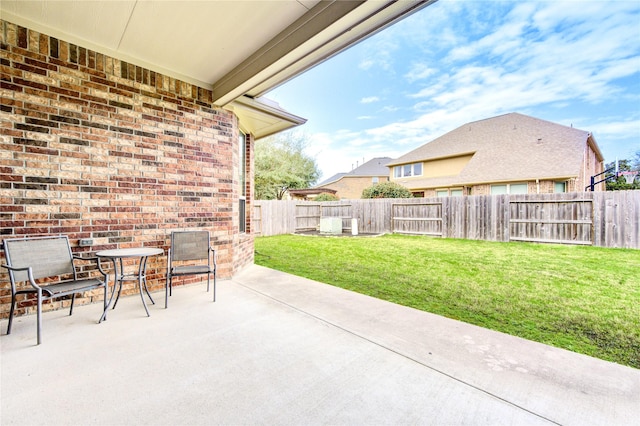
[102,280,108,322]
[69,293,76,316]
[213,272,216,302]
[36,288,43,345]
[165,274,171,309]
[7,293,16,335]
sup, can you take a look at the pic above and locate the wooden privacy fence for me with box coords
[509,197,593,245]
[253,191,640,249]
[392,202,443,237]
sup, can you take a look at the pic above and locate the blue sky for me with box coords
[267,0,640,182]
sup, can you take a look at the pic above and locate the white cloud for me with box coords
[358,59,375,70]
[587,117,640,159]
[404,63,437,83]
[381,105,399,113]
[354,24,402,73]
[360,96,380,104]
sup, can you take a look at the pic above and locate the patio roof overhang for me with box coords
[289,188,337,196]
[227,95,308,140]
[1,0,436,136]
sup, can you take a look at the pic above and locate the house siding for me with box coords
[422,155,473,178]
[319,175,389,199]
[0,20,253,318]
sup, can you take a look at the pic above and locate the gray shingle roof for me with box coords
[315,157,392,186]
[388,113,602,188]
[315,173,347,187]
[347,157,393,176]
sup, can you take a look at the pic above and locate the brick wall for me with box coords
[580,139,605,192]
[0,20,254,318]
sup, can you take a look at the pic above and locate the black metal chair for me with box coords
[165,231,216,308]
[2,236,108,344]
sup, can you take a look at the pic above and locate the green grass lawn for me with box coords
[255,234,640,368]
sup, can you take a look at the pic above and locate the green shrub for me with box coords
[314,193,340,201]
[361,182,413,198]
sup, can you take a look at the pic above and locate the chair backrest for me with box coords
[170,231,210,263]
[3,236,75,283]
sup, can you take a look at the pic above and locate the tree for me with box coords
[604,151,640,191]
[633,149,640,170]
[361,182,413,198]
[254,130,320,200]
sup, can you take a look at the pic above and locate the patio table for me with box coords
[96,247,163,322]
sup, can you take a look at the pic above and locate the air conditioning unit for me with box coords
[320,217,342,234]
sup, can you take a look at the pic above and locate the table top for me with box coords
[96,247,163,258]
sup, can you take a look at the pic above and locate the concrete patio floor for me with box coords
[1,264,638,425]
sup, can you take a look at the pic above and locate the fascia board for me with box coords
[387,151,477,167]
[213,0,434,105]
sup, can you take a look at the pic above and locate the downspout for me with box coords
[587,141,591,186]
[583,143,587,190]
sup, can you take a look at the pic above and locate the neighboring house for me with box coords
[0,1,433,318]
[315,157,392,199]
[288,188,338,201]
[387,113,605,197]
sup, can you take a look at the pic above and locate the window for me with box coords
[394,163,423,178]
[239,132,247,233]
[436,188,464,197]
[372,177,379,184]
[555,181,567,193]
[510,183,528,194]
[490,184,508,195]
[491,183,528,194]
